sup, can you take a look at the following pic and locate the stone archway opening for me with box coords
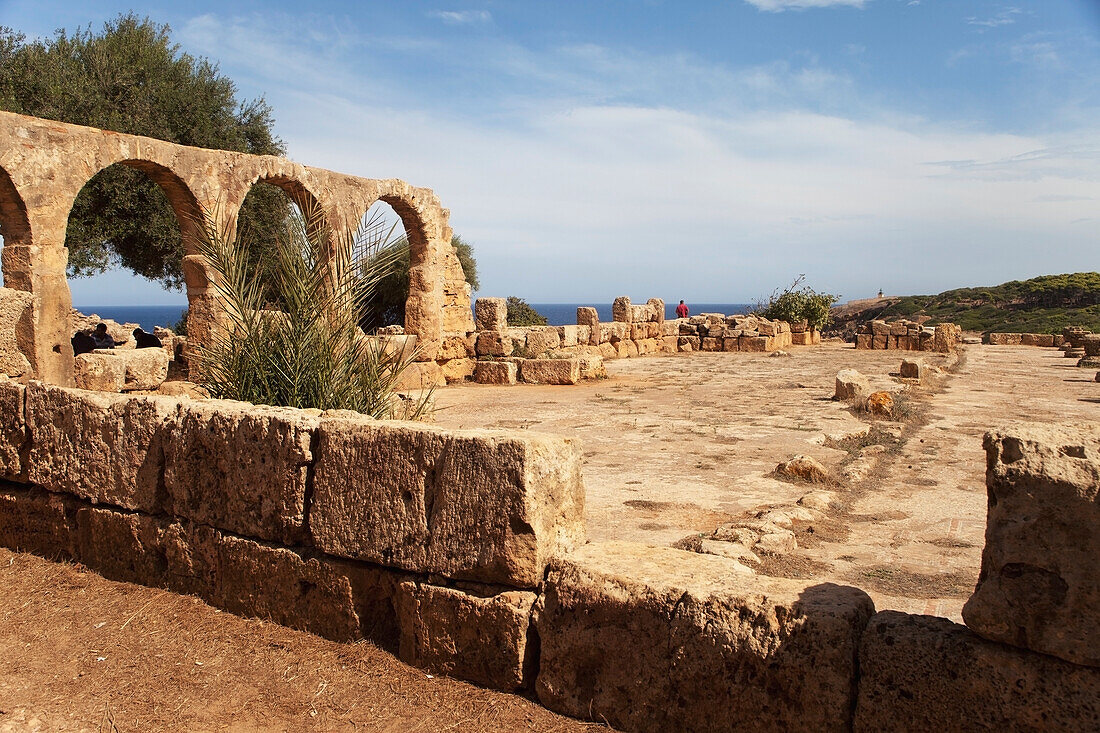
[0,164,32,253]
[357,200,412,332]
[64,160,200,355]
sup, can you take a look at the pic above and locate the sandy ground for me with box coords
[1,342,1095,730]
[434,342,1098,620]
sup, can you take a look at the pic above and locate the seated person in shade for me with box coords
[90,323,115,350]
[132,327,162,349]
[71,330,96,356]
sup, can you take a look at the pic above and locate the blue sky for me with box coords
[2,0,1098,305]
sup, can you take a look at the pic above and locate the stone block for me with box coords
[437,335,474,361]
[629,304,650,323]
[395,582,537,691]
[520,359,580,385]
[835,369,869,401]
[439,357,476,384]
[474,360,518,385]
[661,335,678,353]
[899,358,926,380]
[872,334,887,349]
[0,287,34,378]
[558,325,579,348]
[721,336,739,352]
[889,323,908,336]
[647,298,665,326]
[537,542,874,732]
[164,400,319,544]
[855,611,1100,731]
[1020,333,1039,346]
[934,323,960,353]
[0,379,26,480]
[475,330,514,358]
[759,321,778,336]
[962,423,1100,666]
[120,347,170,391]
[393,360,446,391]
[73,353,125,392]
[0,484,74,559]
[72,507,384,645]
[740,336,769,353]
[870,320,890,336]
[612,296,631,322]
[630,322,647,341]
[26,384,177,511]
[622,340,640,358]
[577,355,607,380]
[311,419,586,587]
[1036,333,1055,347]
[525,327,561,357]
[598,343,617,360]
[701,337,720,352]
[606,322,630,342]
[474,297,508,331]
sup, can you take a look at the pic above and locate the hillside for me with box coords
[828,272,1100,337]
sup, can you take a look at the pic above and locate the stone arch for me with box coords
[0,164,32,250]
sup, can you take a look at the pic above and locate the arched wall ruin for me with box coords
[0,111,473,385]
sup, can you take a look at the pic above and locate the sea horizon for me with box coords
[72,301,756,332]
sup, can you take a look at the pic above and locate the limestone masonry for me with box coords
[1,380,1097,730]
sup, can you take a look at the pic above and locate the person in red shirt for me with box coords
[675,300,689,318]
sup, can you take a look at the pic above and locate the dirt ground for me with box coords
[0,548,601,733]
[434,342,1098,620]
[1,342,1095,731]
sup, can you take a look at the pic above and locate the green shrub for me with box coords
[757,276,838,331]
[192,202,430,418]
[506,296,548,326]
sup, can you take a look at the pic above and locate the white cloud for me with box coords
[177,11,1100,301]
[966,7,1022,29]
[743,0,869,12]
[428,10,492,25]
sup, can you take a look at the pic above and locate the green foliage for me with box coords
[506,296,548,326]
[359,232,479,331]
[0,14,286,289]
[193,202,430,418]
[872,272,1100,334]
[173,307,188,336]
[452,234,479,291]
[757,275,838,331]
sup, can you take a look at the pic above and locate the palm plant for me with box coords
[191,200,432,419]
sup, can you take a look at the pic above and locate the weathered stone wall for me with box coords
[984,332,1061,347]
[854,319,964,353]
[2,378,1098,728]
[462,296,815,385]
[0,111,473,385]
[0,380,582,691]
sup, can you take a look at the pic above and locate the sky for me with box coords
[2,0,1099,305]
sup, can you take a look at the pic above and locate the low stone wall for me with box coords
[459,296,814,385]
[984,332,1060,347]
[855,319,960,353]
[1,383,1097,729]
[0,379,585,691]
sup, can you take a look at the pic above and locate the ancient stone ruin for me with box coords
[855,319,960,353]
[0,111,473,387]
[1,381,1097,730]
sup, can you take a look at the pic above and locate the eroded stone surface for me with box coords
[395,581,536,691]
[834,369,869,401]
[0,379,26,479]
[537,541,874,732]
[73,353,125,392]
[0,287,34,378]
[25,383,177,511]
[855,611,1100,730]
[962,423,1100,666]
[311,418,585,587]
[519,359,580,385]
[0,483,74,559]
[475,361,517,385]
[163,399,319,544]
